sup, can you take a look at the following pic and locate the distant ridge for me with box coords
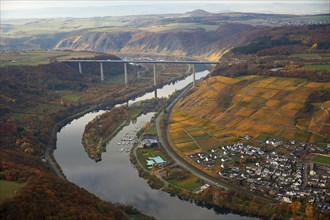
[185,9,211,17]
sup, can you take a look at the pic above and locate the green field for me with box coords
[290,53,322,59]
[303,64,330,72]
[140,23,218,32]
[88,27,137,33]
[2,17,130,37]
[168,176,202,191]
[303,15,330,21]
[0,50,98,67]
[309,154,330,166]
[58,91,82,102]
[62,94,81,102]
[146,124,158,136]
[0,180,27,201]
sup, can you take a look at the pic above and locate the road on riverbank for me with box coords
[155,82,275,204]
[45,105,97,179]
[155,83,229,188]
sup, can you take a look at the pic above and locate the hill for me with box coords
[0,150,132,219]
[184,9,212,17]
[1,52,184,219]
[167,25,330,145]
[53,23,255,60]
[2,12,328,60]
[167,73,329,219]
[170,75,329,154]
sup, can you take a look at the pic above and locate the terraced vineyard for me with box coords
[169,75,330,158]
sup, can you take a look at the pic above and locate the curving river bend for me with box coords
[54,71,257,220]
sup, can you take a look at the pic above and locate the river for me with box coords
[54,70,257,220]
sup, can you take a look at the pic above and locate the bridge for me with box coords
[58,59,219,87]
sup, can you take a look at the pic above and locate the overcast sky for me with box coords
[1,0,329,18]
[2,0,328,10]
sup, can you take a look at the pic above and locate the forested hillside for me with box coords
[0,53,159,219]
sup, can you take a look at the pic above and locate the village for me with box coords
[265,17,329,26]
[185,136,330,214]
[138,132,330,214]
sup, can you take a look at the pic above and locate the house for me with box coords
[142,136,158,148]
[195,184,210,194]
[282,197,292,203]
[266,139,283,147]
[146,156,166,168]
[241,134,252,140]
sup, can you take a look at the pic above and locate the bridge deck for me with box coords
[58,60,219,65]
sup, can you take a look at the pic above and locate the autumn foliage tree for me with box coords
[291,201,302,218]
[305,202,314,220]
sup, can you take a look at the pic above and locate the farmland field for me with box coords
[168,176,202,191]
[1,17,130,37]
[169,75,330,158]
[0,50,98,67]
[303,64,330,72]
[290,53,322,59]
[0,180,27,202]
[309,154,330,166]
[139,23,218,32]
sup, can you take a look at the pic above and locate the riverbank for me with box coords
[127,83,277,219]
[53,68,267,220]
[129,132,269,220]
[45,71,198,179]
[82,107,138,161]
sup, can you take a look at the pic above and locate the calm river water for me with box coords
[54,71,257,219]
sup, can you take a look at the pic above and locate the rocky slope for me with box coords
[1,23,260,60]
[53,23,256,60]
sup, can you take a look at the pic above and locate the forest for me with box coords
[0,53,164,219]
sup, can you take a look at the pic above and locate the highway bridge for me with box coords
[59,59,220,87]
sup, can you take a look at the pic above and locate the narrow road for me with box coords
[155,83,229,188]
[45,105,96,179]
[45,123,66,179]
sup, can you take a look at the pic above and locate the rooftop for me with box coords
[149,156,166,164]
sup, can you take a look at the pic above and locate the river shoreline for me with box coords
[46,72,199,179]
[53,69,258,220]
[126,78,270,219]
[129,136,266,220]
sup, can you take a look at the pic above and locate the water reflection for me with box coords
[128,70,208,105]
[54,71,258,220]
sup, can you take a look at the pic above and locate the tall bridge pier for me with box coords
[124,63,128,86]
[153,64,157,87]
[60,59,219,87]
[100,62,104,81]
[192,64,195,87]
[78,62,82,74]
